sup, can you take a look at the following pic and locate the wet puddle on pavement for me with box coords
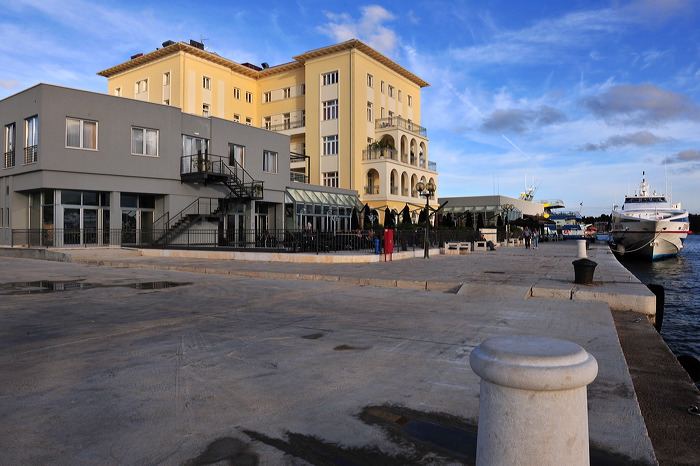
[0,280,192,295]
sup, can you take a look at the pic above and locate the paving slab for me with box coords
[0,243,666,465]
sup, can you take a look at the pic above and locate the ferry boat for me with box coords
[609,173,690,260]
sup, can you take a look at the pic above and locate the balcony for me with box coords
[375,116,427,137]
[362,146,398,161]
[266,118,305,137]
[4,150,15,168]
[24,145,37,164]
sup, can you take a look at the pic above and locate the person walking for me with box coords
[523,226,532,249]
[532,228,539,249]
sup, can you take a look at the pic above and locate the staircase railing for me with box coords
[153,197,220,232]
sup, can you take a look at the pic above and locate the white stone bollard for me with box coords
[469,335,598,466]
[576,239,587,258]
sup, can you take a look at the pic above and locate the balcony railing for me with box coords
[375,116,427,137]
[4,150,15,168]
[268,119,305,132]
[364,186,379,195]
[362,147,398,161]
[24,145,37,164]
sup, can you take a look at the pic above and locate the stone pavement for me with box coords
[0,241,698,465]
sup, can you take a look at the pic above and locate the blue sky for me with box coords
[2,0,699,215]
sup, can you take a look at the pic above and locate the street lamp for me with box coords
[416,180,436,258]
[501,203,514,246]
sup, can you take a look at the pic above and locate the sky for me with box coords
[2,0,699,216]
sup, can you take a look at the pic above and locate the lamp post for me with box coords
[501,203,514,246]
[416,180,436,258]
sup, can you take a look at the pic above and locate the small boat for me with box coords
[609,172,690,260]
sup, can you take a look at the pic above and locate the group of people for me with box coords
[522,226,539,249]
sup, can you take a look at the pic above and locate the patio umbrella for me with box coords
[384,207,395,227]
[401,204,411,224]
[363,204,371,227]
[351,207,360,230]
[466,211,473,228]
[477,212,484,229]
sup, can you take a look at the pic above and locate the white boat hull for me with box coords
[610,217,688,260]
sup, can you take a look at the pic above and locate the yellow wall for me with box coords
[102,42,435,208]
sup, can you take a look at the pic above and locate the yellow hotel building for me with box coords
[98,39,438,221]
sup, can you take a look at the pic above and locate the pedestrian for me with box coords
[532,228,539,249]
[523,226,532,249]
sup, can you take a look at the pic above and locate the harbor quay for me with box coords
[1,242,698,464]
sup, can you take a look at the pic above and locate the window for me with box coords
[283,113,290,130]
[264,117,271,130]
[381,81,385,93]
[245,117,252,125]
[283,87,291,99]
[398,90,402,102]
[245,92,253,103]
[388,85,395,98]
[163,72,170,85]
[323,171,338,188]
[4,123,15,168]
[114,87,122,96]
[323,99,338,120]
[228,143,245,167]
[131,127,158,156]
[234,88,241,100]
[202,104,210,117]
[408,95,413,107]
[367,74,374,88]
[25,115,38,163]
[367,102,373,122]
[263,91,271,103]
[66,118,97,150]
[323,135,338,156]
[202,76,211,89]
[322,71,338,85]
[233,114,240,122]
[135,79,148,93]
[263,150,277,173]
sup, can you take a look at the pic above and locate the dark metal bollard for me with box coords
[572,258,597,284]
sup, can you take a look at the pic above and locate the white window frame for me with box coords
[408,95,413,107]
[323,171,339,188]
[233,114,240,122]
[323,99,338,120]
[234,88,241,100]
[245,92,253,103]
[283,87,291,99]
[131,127,159,157]
[4,122,15,168]
[163,72,170,86]
[367,102,373,122]
[202,104,210,117]
[66,118,98,150]
[323,135,338,156]
[263,91,271,103]
[202,76,211,90]
[262,150,277,173]
[367,74,374,88]
[135,79,148,94]
[322,71,338,86]
[388,85,395,98]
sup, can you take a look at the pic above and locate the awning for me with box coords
[285,187,363,209]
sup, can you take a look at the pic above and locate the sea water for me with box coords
[620,234,700,361]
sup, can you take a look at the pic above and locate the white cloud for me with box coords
[317,5,399,56]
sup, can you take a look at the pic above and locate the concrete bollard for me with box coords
[576,239,587,258]
[469,335,598,466]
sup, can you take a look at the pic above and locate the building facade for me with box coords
[0,84,359,247]
[97,39,438,223]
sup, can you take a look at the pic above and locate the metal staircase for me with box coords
[152,151,263,246]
